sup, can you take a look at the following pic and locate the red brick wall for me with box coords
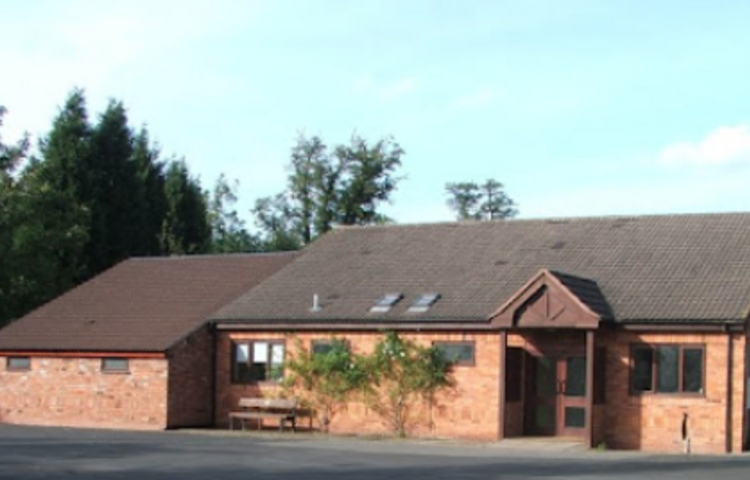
[0,355,168,429]
[216,331,502,440]
[216,328,746,453]
[167,326,214,428]
[597,331,745,454]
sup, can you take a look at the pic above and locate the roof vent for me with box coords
[407,293,441,313]
[369,293,403,313]
[310,294,322,312]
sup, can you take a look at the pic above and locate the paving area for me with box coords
[1,424,749,480]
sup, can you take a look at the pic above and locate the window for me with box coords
[312,340,335,356]
[370,293,403,313]
[631,344,704,394]
[7,356,31,371]
[407,293,441,313]
[311,339,349,356]
[101,358,129,373]
[232,341,285,383]
[434,341,475,366]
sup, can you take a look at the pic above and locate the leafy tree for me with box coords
[363,331,453,438]
[253,134,403,249]
[282,338,368,432]
[446,178,517,220]
[161,159,211,254]
[208,174,258,253]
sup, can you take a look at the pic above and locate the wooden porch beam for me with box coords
[498,330,507,441]
[585,330,595,448]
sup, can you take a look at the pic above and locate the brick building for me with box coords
[212,213,750,454]
[0,253,294,429]
[1,213,750,453]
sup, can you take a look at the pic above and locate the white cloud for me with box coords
[659,125,750,167]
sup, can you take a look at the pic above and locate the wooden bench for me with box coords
[228,398,297,432]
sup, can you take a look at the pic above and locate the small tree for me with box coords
[282,338,367,432]
[364,331,453,438]
[446,178,517,220]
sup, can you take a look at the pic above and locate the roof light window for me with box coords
[369,293,403,313]
[407,292,441,313]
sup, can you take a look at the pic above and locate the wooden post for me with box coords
[585,330,595,448]
[499,330,507,441]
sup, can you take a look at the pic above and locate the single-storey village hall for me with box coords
[1,212,750,454]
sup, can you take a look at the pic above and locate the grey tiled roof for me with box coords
[0,253,295,352]
[213,213,750,325]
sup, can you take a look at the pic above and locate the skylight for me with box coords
[369,293,403,313]
[407,292,441,313]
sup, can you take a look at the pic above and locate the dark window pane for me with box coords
[534,357,557,398]
[435,342,475,366]
[683,348,704,393]
[312,341,334,355]
[565,357,586,397]
[7,357,30,370]
[564,407,586,428]
[657,346,679,393]
[250,363,267,381]
[632,347,653,392]
[535,405,555,429]
[102,358,129,372]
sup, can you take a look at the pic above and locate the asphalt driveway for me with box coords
[1,424,749,480]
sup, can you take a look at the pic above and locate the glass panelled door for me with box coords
[528,355,587,437]
[560,356,587,436]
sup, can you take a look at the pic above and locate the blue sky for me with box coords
[3,0,750,224]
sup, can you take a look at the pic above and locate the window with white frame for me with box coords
[232,341,285,383]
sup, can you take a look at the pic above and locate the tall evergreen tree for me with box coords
[161,160,211,255]
[131,127,167,256]
[86,100,141,274]
[0,106,29,325]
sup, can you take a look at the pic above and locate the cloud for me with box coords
[659,125,750,167]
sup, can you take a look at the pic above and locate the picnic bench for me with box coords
[228,397,297,432]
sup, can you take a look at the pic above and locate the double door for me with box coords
[527,355,587,437]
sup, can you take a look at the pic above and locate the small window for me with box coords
[102,358,129,373]
[7,356,31,371]
[370,293,403,313]
[311,339,349,356]
[631,344,705,395]
[434,341,475,366]
[407,293,441,313]
[312,340,334,356]
[232,341,285,383]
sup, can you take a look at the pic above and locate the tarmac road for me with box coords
[1,424,749,480]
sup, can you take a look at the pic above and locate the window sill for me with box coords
[630,391,705,398]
